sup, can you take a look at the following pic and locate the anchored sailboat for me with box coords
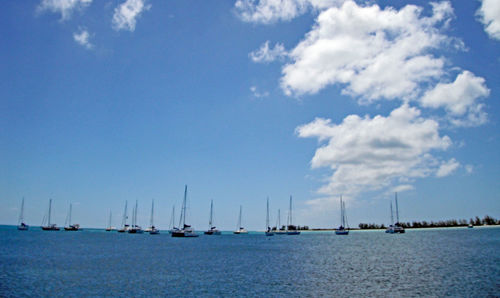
[148,199,159,235]
[265,197,274,236]
[335,196,349,235]
[274,209,286,235]
[41,199,59,231]
[234,205,248,234]
[105,210,115,231]
[64,203,81,231]
[168,205,179,234]
[204,200,221,235]
[171,185,198,237]
[128,200,143,234]
[17,197,29,231]
[286,196,300,235]
[117,201,129,233]
[386,192,405,234]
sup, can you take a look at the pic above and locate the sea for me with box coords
[0,226,499,297]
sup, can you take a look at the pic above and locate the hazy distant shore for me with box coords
[307,224,500,231]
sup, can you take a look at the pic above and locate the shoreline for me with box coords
[307,225,500,232]
[2,224,500,232]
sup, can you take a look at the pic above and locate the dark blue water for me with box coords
[1,226,499,297]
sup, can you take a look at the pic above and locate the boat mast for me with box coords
[183,185,187,227]
[395,192,399,224]
[342,200,347,228]
[150,199,154,228]
[108,210,112,229]
[19,197,25,225]
[209,200,213,229]
[68,203,72,226]
[238,205,242,229]
[390,201,394,226]
[341,196,344,227]
[180,185,187,228]
[131,202,134,227]
[122,201,128,228]
[278,209,281,230]
[134,200,138,227]
[288,195,293,230]
[339,196,342,227]
[266,197,270,230]
[170,205,175,229]
[48,199,52,226]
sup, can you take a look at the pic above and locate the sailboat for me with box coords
[204,200,221,235]
[274,209,286,235]
[168,205,179,234]
[41,199,59,231]
[64,203,81,231]
[17,197,29,230]
[148,199,159,235]
[286,195,300,235]
[117,201,129,233]
[233,205,248,234]
[386,192,405,234]
[335,196,349,235]
[265,197,274,236]
[171,185,198,237]
[128,200,143,233]
[105,210,115,231]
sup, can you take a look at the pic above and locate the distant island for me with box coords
[357,215,499,230]
[288,215,499,231]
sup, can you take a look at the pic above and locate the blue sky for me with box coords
[1,0,499,230]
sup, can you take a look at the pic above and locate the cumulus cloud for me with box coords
[296,104,452,197]
[112,0,151,32]
[436,158,460,177]
[476,0,500,40]
[250,41,288,63]
[234,0,340,24]
[250,86,270,98]
[281,1,453,101]
[420,71,490,127]
[37,0,92,21]
[73,28,93,49]
[237,1,491,208]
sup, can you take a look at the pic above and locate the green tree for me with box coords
[474,216,482,226]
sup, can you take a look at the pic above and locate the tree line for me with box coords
[271,225,310,231]
[358,215,499,229]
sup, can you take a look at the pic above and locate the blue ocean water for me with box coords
[0,226,499,297]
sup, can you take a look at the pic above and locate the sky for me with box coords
[1,0,499,230]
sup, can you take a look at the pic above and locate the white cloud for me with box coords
[234,0,340,24]
[420,71,490,127]
[392,184,415,193]
[436,158,460,177]
[73,28,93,49]
[476,0,500,40]
[250,86,270,98]
[37,0,92,21]
[250,41,288,63]
[112,0,151,32]
[237,1,491,209]
[465,164,474,174]
[280,1,453,102]
[296,104,452,197]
